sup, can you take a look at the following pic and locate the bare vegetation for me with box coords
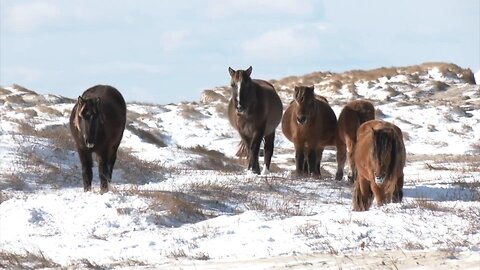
[183,145,242,171]
[179,102,206,120]
[0,249,59,269]
[126,124,167,148]
[116,148,167,185]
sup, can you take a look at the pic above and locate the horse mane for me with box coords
[373,129,397,179]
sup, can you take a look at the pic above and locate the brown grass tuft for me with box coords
[126,124,167,148]
[183,145,242,171]
[0,249,59,269]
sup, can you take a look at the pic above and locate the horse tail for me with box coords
[380,131,399,196]
[236,141,248,158]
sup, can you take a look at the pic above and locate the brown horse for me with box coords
[335,100,375,181]
[69,85,126,193]
[227,66,283,174]
[282,86,338,176]
[352,120,406,211]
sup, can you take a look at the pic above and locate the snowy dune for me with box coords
[0,63,479,269]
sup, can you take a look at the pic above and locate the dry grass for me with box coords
[179,102,206,120]
[5,94,25,104]
[121,187,206,225]
[201,89,227,103]
[126,124,167,148]
[116,148,167,185]
[0,249,59,269]
[36,105,63,116]
[183,145,242,171]
[0,87,11,95]
[410,198,454,212]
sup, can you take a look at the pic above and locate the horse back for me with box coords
[84,85,126,125]
[337,100,375,144]
[252,79,283,134]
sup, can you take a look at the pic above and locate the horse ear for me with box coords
[78,96,84,104]
[306,86,315,95]
[294,86,300,100]
[228,67,235,77]
[245,66,253,77]
[95,97,101,106]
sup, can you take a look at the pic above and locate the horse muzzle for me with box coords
[85,140,95,149]
[375,175,385,185]
[236,106,245,115]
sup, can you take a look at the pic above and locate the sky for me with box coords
[1,0,479,104]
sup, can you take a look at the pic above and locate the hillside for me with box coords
[0,63,479,269]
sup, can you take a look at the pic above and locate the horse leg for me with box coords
[98,152,111,194]
[353,176,372,211]
[393,174,404,203]
[108,143,121,179]
[307,148,317,176]
[263,132,275,174]
[370,181,385,207]
[78,150,93,192]
[346,138,355,183]
[248,131,264,174]
[335,138,346,181]
[315,147,324,176]
[295,145,305,176]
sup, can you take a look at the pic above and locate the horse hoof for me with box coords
[261,165,270,175]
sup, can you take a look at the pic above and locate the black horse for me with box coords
[227,66,283,174]
[69,85,126,193]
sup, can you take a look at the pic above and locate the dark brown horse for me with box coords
[69,85,126,193]
[335,100,375,181]
[227,66,283,174]
[282,86,338,176]
[352,120,406,211]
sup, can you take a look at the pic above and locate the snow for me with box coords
[1,65,480,269]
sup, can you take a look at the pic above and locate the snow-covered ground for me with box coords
[1,63,479,269]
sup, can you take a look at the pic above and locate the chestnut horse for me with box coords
[282,86,338,176]
[70,85,126,193]
[335,100,375,181]
[352,120,406,211]
[227,66,283,174]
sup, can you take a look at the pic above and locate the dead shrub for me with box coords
[116,148,166,185]
[135,189,205,224]
[201,89,227,103]
[2,173,27,191]
[214,102,228,118]
[0,249,59,269]
[36,125,75,151]
[179,103,205,120]
[183,145,242,172]
[126,124,167,148]
[12,84,37,95]
[36,105,63,116]
[0,87,11,95]
[20,109,38,118]
[5,94,25,104]
[412,198,452,212]
[329,80,343,91]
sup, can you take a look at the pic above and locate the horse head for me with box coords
[76,96,103,149]
[372,128,396,184]
[294,85,315,125]
[228,66,254,115]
